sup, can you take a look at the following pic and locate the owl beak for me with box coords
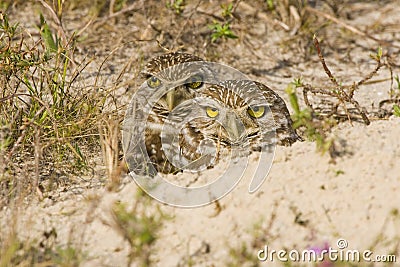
[226,115,244,144]
[166,90,175,111]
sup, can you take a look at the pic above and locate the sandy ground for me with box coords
[1,1,400,266]
[2,118,399,266]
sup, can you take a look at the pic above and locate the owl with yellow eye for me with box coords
[129,52,214,175]
[142,53,206,112]
[160,80,301,170]
[124,53,301,176]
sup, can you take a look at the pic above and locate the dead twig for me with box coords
[313,36,339,87]
[302,36,372,125]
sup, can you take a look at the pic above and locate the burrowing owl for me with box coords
[123,53,301,177]
[125,52,212,175]
[161,80,301,171]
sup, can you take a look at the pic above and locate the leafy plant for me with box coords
[227,242,260,267]
[111,0,128,13]
[370,46,382,61]
[395,75,400,91]
[39,13,58,55]
[207,2,240,42]
[112,189,165,266]
[221,3,234,18]
[209,22,238,42]
[393,105,400,117]
[166,0,185,14]
[265,0,275,11]
[286,80,335,154]
[391,74,400,98]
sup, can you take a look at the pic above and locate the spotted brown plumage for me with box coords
[124,53,301,177]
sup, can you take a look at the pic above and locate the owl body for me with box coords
[140,52,208,174]
[124,53,301,177]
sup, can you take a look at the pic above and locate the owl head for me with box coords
[169,80,300,161]
[142,52,210,111]
[188,81,276,152]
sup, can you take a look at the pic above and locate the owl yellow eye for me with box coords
[248,106,265,118]
[206,107,219,118]
[147,76,161,88]
[186,74,203,89]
